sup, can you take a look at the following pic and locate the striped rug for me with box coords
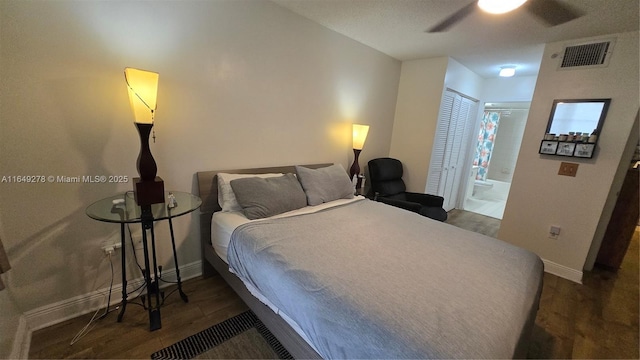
[151,310,293,359]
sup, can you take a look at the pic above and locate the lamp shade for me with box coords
[124,67,159,124]
[352,124,370,150]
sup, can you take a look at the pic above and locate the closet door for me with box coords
[440,96,464,210]
[426,90,478,211]
[447,96,478,209]
[426,91,456,197]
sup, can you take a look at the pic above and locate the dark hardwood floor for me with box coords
[30,210,639,359]
[447,209,639,359]
[29,275,249,359]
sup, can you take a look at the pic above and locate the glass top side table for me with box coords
[86,191,202,223]
[86,191,202,331]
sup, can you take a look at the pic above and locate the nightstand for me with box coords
[86,191,201,331]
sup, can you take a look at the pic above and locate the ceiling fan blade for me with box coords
[426,1,477,33]
[524,0,583,26]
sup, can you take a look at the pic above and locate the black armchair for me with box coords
[368,157,447,222]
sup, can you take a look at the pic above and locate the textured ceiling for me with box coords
[272,0,639,78]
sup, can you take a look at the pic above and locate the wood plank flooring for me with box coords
[29,275,249,359]
[447,209,639,359]
[30,210,639,359]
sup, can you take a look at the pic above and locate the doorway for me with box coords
[463,102,530,219]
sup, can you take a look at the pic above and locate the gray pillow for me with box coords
[295,164,354,206]
[230,174,307,220]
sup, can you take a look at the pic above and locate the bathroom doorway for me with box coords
[463,102,530,219]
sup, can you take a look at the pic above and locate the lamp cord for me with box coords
[70,252,115,346]
[124,73,156,114]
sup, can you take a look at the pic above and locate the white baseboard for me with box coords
[542,258,583,284]
[10,315,29,360]
[24,260,202,333]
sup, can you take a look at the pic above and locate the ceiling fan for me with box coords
[427,0,583,33]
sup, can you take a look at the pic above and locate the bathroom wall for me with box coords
[462,76,542,188]
[459,77,537,211]
[485,105,529,182]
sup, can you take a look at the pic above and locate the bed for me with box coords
[196,163,543,359]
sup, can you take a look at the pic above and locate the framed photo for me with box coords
[556,142,576,156]
[539,141,558,155]
[574,143,596,158]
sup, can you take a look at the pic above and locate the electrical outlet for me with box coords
[558,162,578,177]
[549,226,561,239]
[101,242,122,255]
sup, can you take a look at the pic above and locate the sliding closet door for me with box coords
[426,90,478,211]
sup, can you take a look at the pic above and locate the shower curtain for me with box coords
[474,111,500,181]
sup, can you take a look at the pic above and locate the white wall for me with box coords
[498,31,639,282]
[389,57,484,193]
[444,58,484,101]
[0,0,400,332]
[480,76,537,182]
[486,108,529,182]
[482,76,538,102]
[389,57,448,192]
[477,77,537,182]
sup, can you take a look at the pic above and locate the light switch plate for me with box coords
[558,162,579,177]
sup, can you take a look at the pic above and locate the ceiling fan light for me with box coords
[478,0,528,14]
[499,66,516,77]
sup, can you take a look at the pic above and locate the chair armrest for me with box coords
[377,197,422,213]
[405,192,444,207]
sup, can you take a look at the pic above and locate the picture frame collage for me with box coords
[539,140,596,158]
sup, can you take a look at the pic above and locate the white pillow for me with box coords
[217,173,283,212]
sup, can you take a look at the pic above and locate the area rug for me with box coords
[151,310,293,359]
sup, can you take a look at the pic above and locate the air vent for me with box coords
[560,41,612,68]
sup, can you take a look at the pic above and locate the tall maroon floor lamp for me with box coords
[349,124,369,190]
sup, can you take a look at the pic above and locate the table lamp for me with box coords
[125,67,165,206]
[349,124,369,189]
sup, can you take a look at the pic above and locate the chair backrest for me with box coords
[368,158,407,196]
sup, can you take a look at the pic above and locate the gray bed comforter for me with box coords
[227,199,543,359]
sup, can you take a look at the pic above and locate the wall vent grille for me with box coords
[561,41,611,68]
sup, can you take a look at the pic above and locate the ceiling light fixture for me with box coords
[478,0,528,14]
[499,66,516,77]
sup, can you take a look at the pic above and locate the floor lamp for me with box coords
[124,67,165,206]
[124,67,167,330]
[349,124,369,190]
